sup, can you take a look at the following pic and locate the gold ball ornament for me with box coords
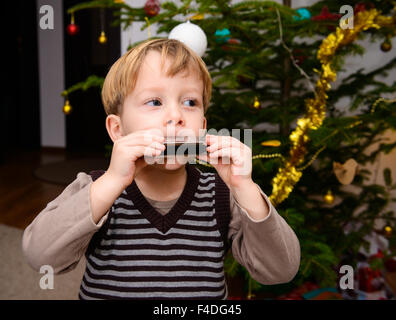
[384,225,392,237]
[380,38,392,52]
[63,100,72,115]
[98,31,107,44]
[324,190,334,204]
[252,96,261,109]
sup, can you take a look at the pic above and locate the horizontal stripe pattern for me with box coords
[80,168,228,300]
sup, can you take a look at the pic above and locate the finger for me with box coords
[206,137,242,153]
[208,147,245,165]
[131,145,163,160]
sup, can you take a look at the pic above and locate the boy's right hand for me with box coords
[105,129,165,189]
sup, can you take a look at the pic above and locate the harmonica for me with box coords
[159,136,207,157]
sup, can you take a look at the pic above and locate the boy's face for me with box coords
[117,50,207,170]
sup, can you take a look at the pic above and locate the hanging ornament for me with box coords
[323,190,334,204]
[168,20,208,57]
[215,28,231,44]
[144,16,152,38]
[67,12,79,36]
[354,2,374,15]
[311,6,341,21]
[63,99,72,115]
[221,38,241,51]
[311,6,341,31]
[380,37,392,52]
[354,3,367,15]
[333,158,358,185]
[98,9,107,45]
[293,8,311,21]
[98,31,107,44]
[261,140,281,147]
[144,0,160,17]
[384,225,392,237]
[251,96,261,109]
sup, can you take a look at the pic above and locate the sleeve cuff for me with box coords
[233,183,273,223]
[85,175,109,230]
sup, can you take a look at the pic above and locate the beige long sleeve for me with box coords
[22,173,108,274]
[229,184,301,285]
[22,172,300,284]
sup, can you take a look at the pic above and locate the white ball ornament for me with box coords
[168,20,207,57]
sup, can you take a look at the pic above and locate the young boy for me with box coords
[22,39,300,300]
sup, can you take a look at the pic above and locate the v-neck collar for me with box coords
[124,163,201,234]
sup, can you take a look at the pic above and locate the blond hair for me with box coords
[101,38,212,115]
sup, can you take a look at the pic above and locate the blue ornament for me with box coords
[215,28,231,44]
[293,8,311,21]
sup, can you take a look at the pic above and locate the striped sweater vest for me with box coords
[79,164,231,300]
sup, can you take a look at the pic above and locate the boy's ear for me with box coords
[106,114,124,142]
[202,117,207,129]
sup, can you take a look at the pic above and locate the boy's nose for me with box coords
[163,117,184,128]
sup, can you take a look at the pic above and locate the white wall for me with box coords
[121,0,168,54]
[37,0,66,148]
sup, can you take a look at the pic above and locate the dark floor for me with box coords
[0,148,105,229]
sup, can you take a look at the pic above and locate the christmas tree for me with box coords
[62,0,396,299]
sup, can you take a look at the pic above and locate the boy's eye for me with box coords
[183,99,197,107]
[146,99,162,107]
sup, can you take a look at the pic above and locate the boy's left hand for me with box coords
[196,134,253,189]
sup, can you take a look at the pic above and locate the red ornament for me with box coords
[354,3,367,15]
[221,38,241,51]
[144,0,160,17]
[357,266,383,292]
[354,2,375,15]
[311,6,341,21]
[369,249,384,261]
[67,23,79,36]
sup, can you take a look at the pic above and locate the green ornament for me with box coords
[215,28,231,44]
